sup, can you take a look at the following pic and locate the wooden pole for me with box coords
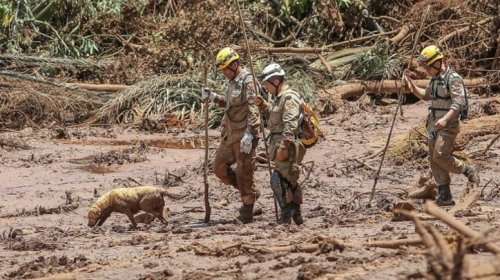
[203,55,211,223]
[369,6,430,204]
[234,0,279,221]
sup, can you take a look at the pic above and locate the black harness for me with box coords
[428,69,468,119]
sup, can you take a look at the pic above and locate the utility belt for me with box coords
[266,131,299,142]
[428,106,449,118]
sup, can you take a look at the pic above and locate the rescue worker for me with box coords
[254,63,306,224]
[202,47,261,223]
[403,45,479,206]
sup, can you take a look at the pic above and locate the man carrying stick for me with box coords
[202,47,261,223]
[403,45,479,206]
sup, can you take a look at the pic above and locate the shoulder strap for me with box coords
[445,69,468,118]
[240,72,253,100]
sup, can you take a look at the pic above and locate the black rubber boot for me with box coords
[237,204,254,224]
[435,184,455,206]
[279,204,292,225]
[291,203,304,225]
[463,165,479,183]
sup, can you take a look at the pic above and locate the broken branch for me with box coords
[425,201,500,254]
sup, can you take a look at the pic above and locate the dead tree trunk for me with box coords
[325,78,489,100]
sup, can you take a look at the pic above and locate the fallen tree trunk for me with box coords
[309,46,373,70]
[325,78,489,100]
[65,82,128,92]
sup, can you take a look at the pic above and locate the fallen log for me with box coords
[309,46,373,70]
[65,82,128,92]
[325,78,489,100]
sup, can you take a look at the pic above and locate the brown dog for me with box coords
[88,186,169,228]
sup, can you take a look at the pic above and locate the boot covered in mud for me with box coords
[279,203,292,224]
[237,204,254,224]
[463,165,479,183]
[291,203,303,225]
[435,184,455,206]
[270,171,287,209]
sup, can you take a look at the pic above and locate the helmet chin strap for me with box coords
[270,79,283,95]
[431,61,442,74]
[227,62,239,80]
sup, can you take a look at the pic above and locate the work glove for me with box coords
[240,131,253,154]
[202,87,218,102]
[275,141,289,161]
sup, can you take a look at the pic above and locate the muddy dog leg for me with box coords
[140,193,168,224]
[97,210,112,226]
[124,210,138,228]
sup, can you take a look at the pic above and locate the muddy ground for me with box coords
[1,95,499,280]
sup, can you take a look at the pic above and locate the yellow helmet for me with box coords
[417,45,444,66]
[215,47,240,70]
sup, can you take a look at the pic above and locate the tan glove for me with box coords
[275,141,289,161]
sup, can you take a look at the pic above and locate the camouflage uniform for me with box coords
[213,70,261,207]
[260,86,305,224]
[423,66,475,205]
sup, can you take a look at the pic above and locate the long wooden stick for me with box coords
[369,6,430,204]
[481,132,500,156]
[203,55,211,223]
[234,0,278,221]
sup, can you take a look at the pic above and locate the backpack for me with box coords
[286,90,323,148]
[299,101,323,148]
[431,69,469,120]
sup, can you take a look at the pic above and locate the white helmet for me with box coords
[259,62,285,82]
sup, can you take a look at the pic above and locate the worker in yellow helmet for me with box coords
[202,47,261,223]
[253,62,306,225]
[403,45,479,207]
